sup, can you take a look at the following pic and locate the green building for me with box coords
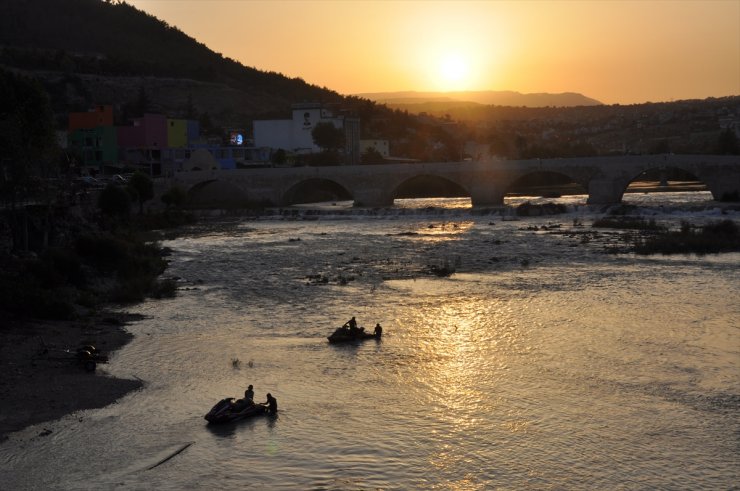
[68,126,118,174]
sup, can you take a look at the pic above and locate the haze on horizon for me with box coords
[126,0,739,105]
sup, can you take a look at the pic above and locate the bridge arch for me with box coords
[503,170,589,199]
[187,179,251,208]
[621,165,710,202]
[391,174,470,202]
[281,178,353,205]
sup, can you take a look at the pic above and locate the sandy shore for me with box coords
[0,313,143,442]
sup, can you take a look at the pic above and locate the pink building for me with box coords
[117,114,168,149]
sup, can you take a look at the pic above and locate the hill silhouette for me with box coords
[1,0,735,162]
[0,0,343,126]
[355,90,602,110]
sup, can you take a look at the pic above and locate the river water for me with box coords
[2,192,738,490]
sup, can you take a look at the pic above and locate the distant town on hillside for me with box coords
[1,0,738,182]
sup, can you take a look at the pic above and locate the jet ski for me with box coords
[204,398,266,424]
[327,326,381,344]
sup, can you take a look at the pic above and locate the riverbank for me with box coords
[0,312,143,442]
[0,206,194,442]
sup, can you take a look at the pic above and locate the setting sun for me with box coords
[124,0,739,105]
[437,53,471,90]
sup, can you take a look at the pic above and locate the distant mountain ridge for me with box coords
[355,91,602,108]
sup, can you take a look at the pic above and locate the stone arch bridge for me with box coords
[169,154,740,207]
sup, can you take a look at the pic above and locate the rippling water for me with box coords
[1,193,738,490]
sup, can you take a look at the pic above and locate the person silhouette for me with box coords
[264,393,278,415]
[374,323,383,337]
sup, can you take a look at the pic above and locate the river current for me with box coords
[2,192,738,490]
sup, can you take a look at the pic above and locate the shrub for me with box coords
[75,233,130,273]
[634,219,740,255]
[132,209,196,230]
[1,278,75,320]
[98,183,131,219]
[109,276,151,303]
[161,185,188,208]
[703,219,738,237]
[128,171,154,214]
[720,191,739,202]
[150,278,177,299]
[593,217,665,231]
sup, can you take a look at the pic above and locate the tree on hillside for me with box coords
[717,128,739,155]
[134,85,150,116]
[98,183,131,224]
[361,147,384,164]
[270,149,287,165]
[184,93,197,120]
[312,122,344,152]
[199,111,219,136]
[161,185,187,208]
[0,68,58,209]
[127,171,154,214]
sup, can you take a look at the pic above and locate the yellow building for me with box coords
[167,119,188,148]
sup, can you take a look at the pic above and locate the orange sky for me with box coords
[126,0,739,104]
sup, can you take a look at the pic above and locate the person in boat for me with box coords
[244,384,255,404]
[343,316,358,332]
[263,393,278,415]
[374,323,383,337]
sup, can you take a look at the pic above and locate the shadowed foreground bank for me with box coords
[0,314,143,441]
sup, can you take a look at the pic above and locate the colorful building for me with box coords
[167,118,189,148]
[67,126,118,172]
[67,106,117,174]
[66,105,273,176]
[116,114,169,174]
[68,105,113,132]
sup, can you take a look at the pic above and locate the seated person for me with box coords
[343,316,358,332]
[244,384,255,404]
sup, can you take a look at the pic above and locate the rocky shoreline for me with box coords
[0,312,143,442]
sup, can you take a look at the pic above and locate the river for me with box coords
[1,192,738,490]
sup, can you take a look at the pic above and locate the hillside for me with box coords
[0,0,343,127]
[355,90,602,110]
[0,0,736,162]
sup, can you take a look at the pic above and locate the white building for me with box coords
[254,103,343,154]
[253,103,360,165]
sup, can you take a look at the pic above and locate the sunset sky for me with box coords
[126,0,739,105]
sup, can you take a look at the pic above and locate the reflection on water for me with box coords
[1,193,737,489]
[395,197,473,209]
[393,221,475,243]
